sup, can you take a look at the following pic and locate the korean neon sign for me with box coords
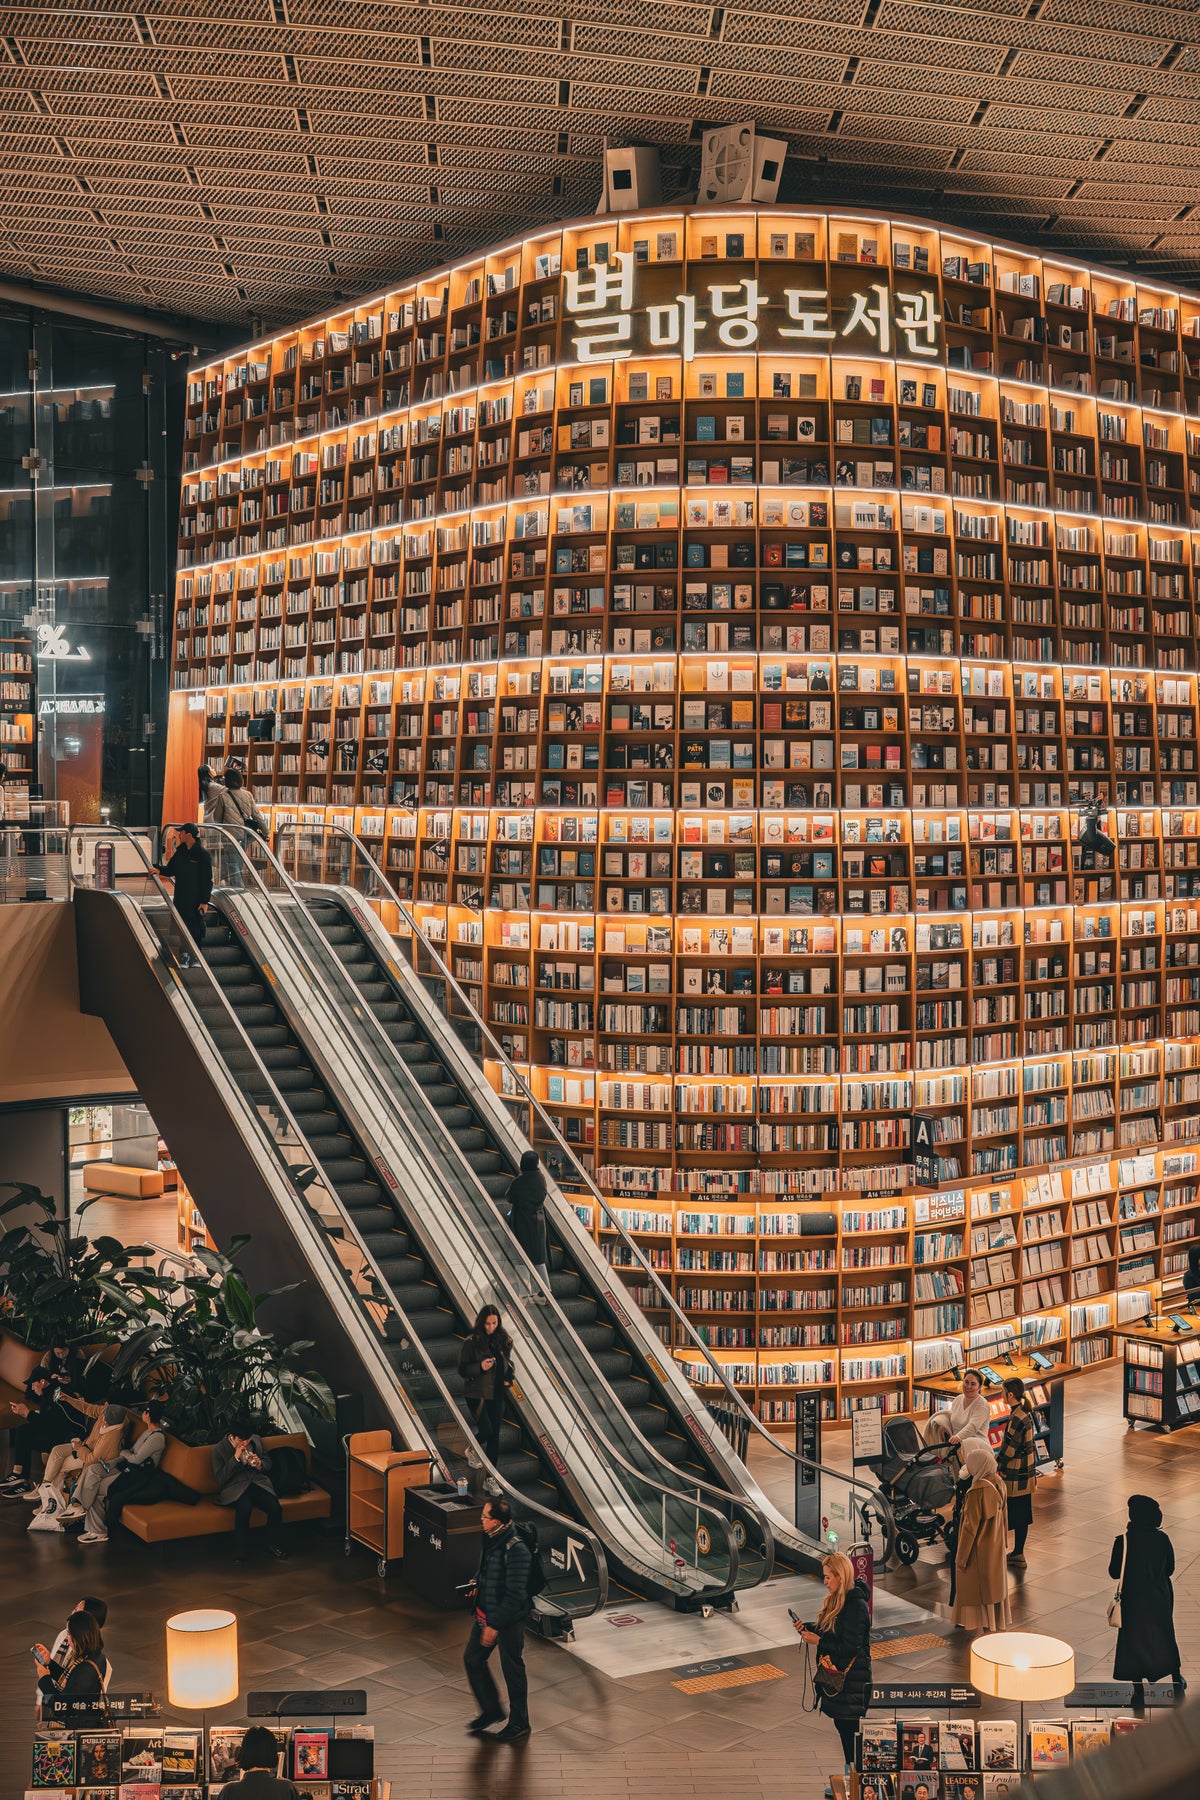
[562,253,942,363]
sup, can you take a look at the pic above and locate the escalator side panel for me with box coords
[72,886,398,1425]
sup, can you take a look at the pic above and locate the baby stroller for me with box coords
[877,1415,960,1565]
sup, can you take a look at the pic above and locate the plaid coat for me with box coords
[995,1397,1037,1497]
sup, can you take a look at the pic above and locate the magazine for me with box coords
[160,1728,201,1784]
[981,1779,1022,1798]
[77,1733,122,1787]
[977,1720,1019,1771]
[1112,1715,1148,1734]
[207,1728,245,1784]
[942,1779,983,1800]
[293,1728,331,1780]
[78,1789,120,1800]
[860,1778,896,1800]
[859,1720,899,1771]
[31,1735,77,1787]
[120,1728,164,1784]
[1028,1721,1070,1768]
[897,1778,937,1800]
[1071,1721,1111,1757]
[939,1721,977,1770]
[900,1720,939,1770]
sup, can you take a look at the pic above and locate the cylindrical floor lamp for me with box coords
[166,1607,240,1774]
[971,1631,1075,1770]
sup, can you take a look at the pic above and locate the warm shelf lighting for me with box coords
[165,1608,240,1709]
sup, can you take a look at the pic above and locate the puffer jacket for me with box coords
[815,1577,872,1721]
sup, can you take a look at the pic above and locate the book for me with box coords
[294,1728,331,1779]
[900,1721,938,1769]
[119,1788,163,1800]
[976,1721,1018,1771]
[32,1736,77,1788]
[78,1734,122,1787]
[1027,1721,1069,1768]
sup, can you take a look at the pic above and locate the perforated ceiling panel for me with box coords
[0,0,1198,328]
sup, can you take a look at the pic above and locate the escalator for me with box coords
[274,824,894,1577]
[74,829,758,1621]
[206,874,770,1604]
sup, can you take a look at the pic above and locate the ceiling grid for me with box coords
[0,0,1196,325]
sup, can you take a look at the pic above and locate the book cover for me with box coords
[1027,1721,1069,1768]
[294,1728,331,1779]
[77,1734,122,1787]
[859,1780,896,1800]
[976,1721,1018,1771]
[941,1779,982,1800]
[32,1736,77,1788]
[981,1779,1021,1798]
[78,1789,121,1800]
[118,1788,161,1800]
[900,1721,938,1769]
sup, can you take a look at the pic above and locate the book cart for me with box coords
[1118,1311,1200,1430]
[170,204,1200,1425]
[344,1430,432,1574]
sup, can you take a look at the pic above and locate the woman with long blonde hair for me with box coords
[795,1550,873,1774]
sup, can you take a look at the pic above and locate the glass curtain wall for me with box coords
[0,302,185,825]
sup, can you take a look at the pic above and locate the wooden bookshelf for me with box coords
[1120,1318,1200,1430]
[170,204,1200,1420]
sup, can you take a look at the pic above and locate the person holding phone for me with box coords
[459,1305,514,1487]
[32,1610,110,1718]
[212,1423,286,1563]
[792,1550,872,1776]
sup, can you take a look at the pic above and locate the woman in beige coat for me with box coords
[951,1440,1012,1632]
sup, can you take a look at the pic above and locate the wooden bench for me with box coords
[81,1163,163,1199]
[120,1429,331,1543]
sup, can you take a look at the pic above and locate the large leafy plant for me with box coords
[103,1235,335,1444]
[0,1183,144,1349]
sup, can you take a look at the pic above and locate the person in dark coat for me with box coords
[212,1424,287,1563]
[162,822,213,961]
[1109,1494,1185,1705]
[796,1550,872,1770]
[463,1496,533,1741]
[506,1151,550,1293]
[1183,1244,1200,1305]
[459,1305,514,1480]
[33,1610,111,1723]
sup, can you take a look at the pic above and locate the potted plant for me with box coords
[0,1182,144,1350]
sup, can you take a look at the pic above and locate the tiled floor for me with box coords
[4,1365,1196,1797]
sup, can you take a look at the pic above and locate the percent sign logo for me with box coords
[36,622,90,660]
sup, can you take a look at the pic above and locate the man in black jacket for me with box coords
[162,822,213,963]
[211,1426,287,1563]
[463,1498,532,1742]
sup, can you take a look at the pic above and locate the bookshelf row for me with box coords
[562,1145,1195,1419]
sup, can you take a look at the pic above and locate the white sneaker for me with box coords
[59,1503,84,1520]
[78,1532,108,1544]
[483,1477,503,1496]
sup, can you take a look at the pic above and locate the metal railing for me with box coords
[274,820,897,1567]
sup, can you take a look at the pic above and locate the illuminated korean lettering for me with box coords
[780,288,837,342]
[842,282,891,353]
[894,288,943,357]
[647,293,707,360]
[563,250,635,361]
[707,279,769,348]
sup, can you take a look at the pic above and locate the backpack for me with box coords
[269,1445,311,1497]
[507,1519,548,1600]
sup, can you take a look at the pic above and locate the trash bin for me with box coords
[401,1485,484,1609]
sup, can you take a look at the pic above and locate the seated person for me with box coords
[212,1423,287,1562]
[75,1401,169,1544]
[32,1403,129,1530]
[219,1725,301,1798]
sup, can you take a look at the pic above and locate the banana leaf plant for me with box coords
[98,1234,335,1444]
[0,1182,148,1349]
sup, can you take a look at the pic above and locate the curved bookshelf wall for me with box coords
[171,205,1200,1420]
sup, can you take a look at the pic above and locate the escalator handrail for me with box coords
[279,820,897,1558]
[179,822,747,1599]
[69,827,612,1617]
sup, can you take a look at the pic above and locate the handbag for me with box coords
[1107,1534,1125,1628]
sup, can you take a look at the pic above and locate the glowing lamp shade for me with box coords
[971,1632,1075,1704]
[165,1609,240,1709]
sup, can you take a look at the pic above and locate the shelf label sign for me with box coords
[912,1112,939,1188]
[563,257,942,363]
